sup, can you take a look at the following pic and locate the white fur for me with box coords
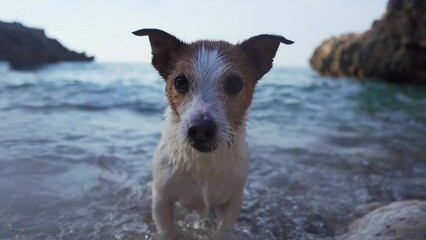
[151,46,249,239]
[176,46,232,150]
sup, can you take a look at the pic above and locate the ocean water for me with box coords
[0,62,425,240]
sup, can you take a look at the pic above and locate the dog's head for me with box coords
[134,29,293,153]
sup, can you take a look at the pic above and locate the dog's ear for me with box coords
[133,28,185,79]
[240,34,294,81]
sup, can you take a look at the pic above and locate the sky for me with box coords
[0,0,388,67]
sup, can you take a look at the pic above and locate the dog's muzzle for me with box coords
[188,119,217,152]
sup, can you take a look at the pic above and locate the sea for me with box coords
[0,62,425,240]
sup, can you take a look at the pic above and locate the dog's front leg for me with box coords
[214,193,243,239]
[152,193,180,239]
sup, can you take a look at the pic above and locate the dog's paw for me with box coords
[151,232,180,240]
[211,230,231,240]
[152,229,191,240]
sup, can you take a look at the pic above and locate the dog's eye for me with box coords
[174,75,189,93]
[224,76,243,95]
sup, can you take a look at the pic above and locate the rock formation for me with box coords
[310,0,426,84]
[337,200,426,240]
[0,21,94,70]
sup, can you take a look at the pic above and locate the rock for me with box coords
[310,0,426,84]
[0,21,94,70]
[336,200,426,240]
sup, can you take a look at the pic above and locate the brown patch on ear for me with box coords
[133,28,185,79]
[240,34,294,81]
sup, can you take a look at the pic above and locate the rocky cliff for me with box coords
[310,0,426,84]
[0,21,94,70]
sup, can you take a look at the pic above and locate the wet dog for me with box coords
[133,29,293,239]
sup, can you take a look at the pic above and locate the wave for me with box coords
[0,101,164,113]
[0,75,166,114]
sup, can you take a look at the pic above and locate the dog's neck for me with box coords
[163,107,248,181]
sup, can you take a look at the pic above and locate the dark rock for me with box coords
[0,21,94,70]
[310,0,426,84]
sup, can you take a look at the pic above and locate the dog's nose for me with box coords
[188,119,217,144]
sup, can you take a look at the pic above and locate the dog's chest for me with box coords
[153,123,250,214]
[177,172,234,209]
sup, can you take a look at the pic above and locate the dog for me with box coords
[133,28,293,239]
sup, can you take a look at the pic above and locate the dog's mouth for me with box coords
[190,141,217,153]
